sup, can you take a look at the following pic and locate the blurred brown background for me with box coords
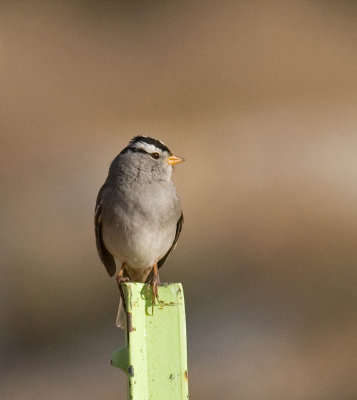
[1,1,357,399]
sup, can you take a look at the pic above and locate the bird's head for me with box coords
[117,135,185,181]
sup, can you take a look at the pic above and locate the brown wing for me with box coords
[158,212,184,269]
[94,185,116,277]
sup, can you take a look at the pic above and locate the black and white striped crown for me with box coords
[121,135,171,155]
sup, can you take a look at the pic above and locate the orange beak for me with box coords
[166,154,185,165]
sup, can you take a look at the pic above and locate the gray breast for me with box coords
[101,180,181,270]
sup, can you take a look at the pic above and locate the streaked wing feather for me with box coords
[95,186,116,277]
[158,212,184,269]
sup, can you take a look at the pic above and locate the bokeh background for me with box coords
[1,1,357,399]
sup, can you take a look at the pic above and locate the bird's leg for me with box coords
[116,262,130,288]
[116,263,130,327]
[150,262,160,305]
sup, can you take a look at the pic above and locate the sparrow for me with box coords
[95,136,184,327]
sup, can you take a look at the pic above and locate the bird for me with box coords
[94,135,184,328]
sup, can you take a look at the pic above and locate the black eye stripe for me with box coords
[120,147,165,160]
[131,148,148,155]
[120,147,148,155]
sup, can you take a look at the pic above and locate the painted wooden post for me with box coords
[111,282,189,400]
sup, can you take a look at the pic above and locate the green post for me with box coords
[111,282,189,400]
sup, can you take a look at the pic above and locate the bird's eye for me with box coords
[151,152,160,159]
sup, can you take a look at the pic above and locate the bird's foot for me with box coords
[116,262,130,289]
[148,274,163,308]
[151,275,160,305]
[116,275,130,289]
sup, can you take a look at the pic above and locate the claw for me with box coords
[151,278,159,305]
[149,263,161,307]
[116,275,130,288]
[116,262,130,289]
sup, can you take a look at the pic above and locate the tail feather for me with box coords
[116,298,126,329]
